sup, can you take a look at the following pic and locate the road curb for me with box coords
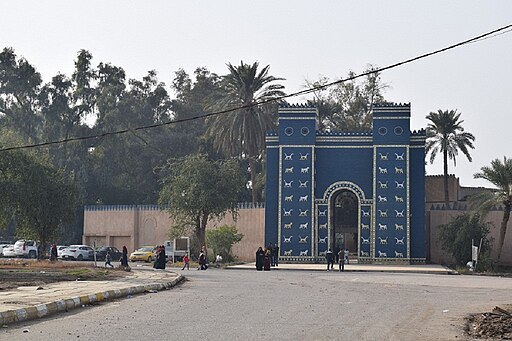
[0,274,184,326]
[225,266,457,275]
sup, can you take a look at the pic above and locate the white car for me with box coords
[13,240,38,258]
[61,245,94,261]
[2,245,16,258]
[0,244,10,256]
[57,245,68,258]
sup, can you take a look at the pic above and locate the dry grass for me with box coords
[0,259,103,269]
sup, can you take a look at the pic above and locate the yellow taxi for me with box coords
[129,246,156,263]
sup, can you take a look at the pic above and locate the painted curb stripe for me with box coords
[0,274,184,326]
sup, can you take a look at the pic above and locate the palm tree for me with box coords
[426,109,475,206]
[206,61,285,203]
[471,157,512,266]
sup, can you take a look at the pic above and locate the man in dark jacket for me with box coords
[326,248,334,270]
[272,243,279,267]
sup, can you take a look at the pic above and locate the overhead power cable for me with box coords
[1,23,511,152]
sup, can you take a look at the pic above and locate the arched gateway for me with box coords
[264,103,426,264]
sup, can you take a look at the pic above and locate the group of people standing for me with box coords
[255,243,279,271]
[325,247,350,271]
[153,245,167,270]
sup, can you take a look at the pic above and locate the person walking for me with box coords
[344,248,350,265]
[121,246,128,268]
[326,248,334,271]
[105,251,114,268]
[182,253,190,270]
[338,249,345,272]
[272,243,279,267]
[255,247,265,271]
[198,250,208,270]
[50,244,58,262]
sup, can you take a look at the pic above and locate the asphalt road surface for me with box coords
[3,268,512,340]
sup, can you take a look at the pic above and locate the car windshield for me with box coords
[96,247,108,251]
[137,247,153,252]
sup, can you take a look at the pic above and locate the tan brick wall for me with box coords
[425,175,460,203]
[429,210,512,266]
[83,207,264,261]
[210,208,265,261]
[84,205,512,265]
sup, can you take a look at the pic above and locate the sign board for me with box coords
[472,245,479,262]
[175,237,189,252]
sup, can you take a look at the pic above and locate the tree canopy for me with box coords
[305,67,387,131]
[206,61,285,203]
[470,156,512,266]
[158,154,244,248]
[0,148,78,253]
[426,109,475,206]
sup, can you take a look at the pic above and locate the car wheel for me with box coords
[28,250,37,259]
[77,254,83,261]
[147,256,152,263]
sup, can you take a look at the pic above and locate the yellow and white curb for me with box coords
[0,274,184,325]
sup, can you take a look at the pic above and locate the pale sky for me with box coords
[2,1,511,188]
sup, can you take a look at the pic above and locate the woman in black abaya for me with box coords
[255,246,265,271]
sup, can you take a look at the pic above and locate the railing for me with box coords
[85,202,265,211]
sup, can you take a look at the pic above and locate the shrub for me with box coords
[438,213,491,267]
[206,225,243,262]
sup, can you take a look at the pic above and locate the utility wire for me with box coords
[1,23,511,153]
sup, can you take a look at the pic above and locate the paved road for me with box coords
[3,269,512,340]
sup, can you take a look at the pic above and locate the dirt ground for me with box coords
[0,259,129,290]
[466,305,512,340]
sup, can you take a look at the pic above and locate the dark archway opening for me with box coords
[331,190,359,257]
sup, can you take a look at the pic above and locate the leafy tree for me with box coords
[158,154,244,248]
[206,61,285,203]
[169,67,222,158]
[0,149,78,256]
[470,156,512,266]
[0,47,43,142]
[206,225,243,262]
[305,66,387,131]
[426,109,475,206]
[438,213,491,267]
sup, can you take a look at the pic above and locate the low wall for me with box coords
[83,205,264,261]
[84,205,512,265]
[428,208,512,266]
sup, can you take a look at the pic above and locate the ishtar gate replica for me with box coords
[264,103,427,264]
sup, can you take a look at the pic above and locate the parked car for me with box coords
[2,245,16,258]
[13,239,38,258]
[61,245,94,261]
[95,246,122,261]
[0,244,10,257]
[129,246,156,263]
[57,245,68,258]
[48,245,68,259]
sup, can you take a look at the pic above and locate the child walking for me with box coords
[105,251,114,268]
[182,253,190,270]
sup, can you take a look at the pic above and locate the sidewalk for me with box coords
[0,269,183,326]
[227,262,456,274]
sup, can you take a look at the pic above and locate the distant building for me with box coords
[264,103,426,263]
